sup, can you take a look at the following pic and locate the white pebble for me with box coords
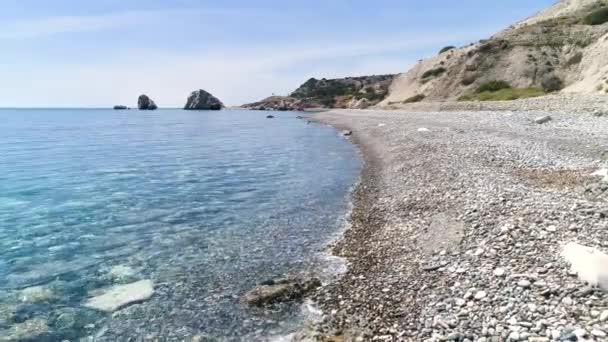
[474,291,487,300]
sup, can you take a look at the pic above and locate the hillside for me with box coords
[241,75,395,110]
[380,0,608,105]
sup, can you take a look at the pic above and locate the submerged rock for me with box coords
[243,277,321,307]
[107,265,137,284]
[84,279,154,312]
[20,286,56,303]
[138,95,158,110]
[184,89,224,110]
[266,115,275,119]
[3,318,49,340]
[113,105,128,110]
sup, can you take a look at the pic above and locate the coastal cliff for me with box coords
[246,0,608,110]
[380,0,608,105]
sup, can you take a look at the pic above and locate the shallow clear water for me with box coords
[0,109,360,341]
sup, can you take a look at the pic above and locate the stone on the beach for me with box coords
[534,115,552,124]
[341,130,353,136]
[243,277,321,307]
[494,268,506,277]
[84,279,154,312]
[417,127,431,132]
[518,279,532,288]
[20,285,56,303]
[474,291,487,300]
[184,89,224,110]
[561,242,608,290]
[138,95,157,110]
[601,310,608,321]
[591,168,608,182]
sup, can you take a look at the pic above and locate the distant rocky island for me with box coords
[241,75,394,111]
[113,90,224,111]
[137,95,158,110]
[184,89,224,110]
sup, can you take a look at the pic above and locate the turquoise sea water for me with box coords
[0,109,360,340]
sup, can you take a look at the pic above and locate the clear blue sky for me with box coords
[0,0,557,107]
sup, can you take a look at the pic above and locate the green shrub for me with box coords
[421,67,446,79]
[541,75,564,92]
[403,94,426,103]
[461,73,477,86]
[475,80,511,93]
[583,7,608,25]
[439,46,455,54]
[566,52,583,66]
[458,88,545,102]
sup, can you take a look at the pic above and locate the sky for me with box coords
[0,0,557,107]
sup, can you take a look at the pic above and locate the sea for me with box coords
[0,109,360,341]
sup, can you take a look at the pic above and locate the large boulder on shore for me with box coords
[138,95,158,110]
[184,89,224,110]
[242,277,321,307]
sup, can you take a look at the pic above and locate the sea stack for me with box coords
[184,89,224,110]
[138,95,158,110]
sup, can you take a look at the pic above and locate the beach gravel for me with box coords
[304,107,608,341]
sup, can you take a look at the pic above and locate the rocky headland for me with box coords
[137,95,158,110]
[184,89,224,110]
[241,75,395,111]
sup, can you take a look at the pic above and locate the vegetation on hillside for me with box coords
[439,46,456,54]
[421,67,446,80]
[583,7,608,25]
[403,94,426,103]
[458,87,545,102]
[475,80,512,93]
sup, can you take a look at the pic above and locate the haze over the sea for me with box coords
[0,0,555,107]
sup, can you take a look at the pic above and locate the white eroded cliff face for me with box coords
[380,0,608,106]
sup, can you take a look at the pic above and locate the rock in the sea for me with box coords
[113,105,128,110]
[534,115,552,124]
[137,95,158,110]
[4,318,49,341]
[184,89,223,110]
[243,277,321,307]
[107,265,137,284]
[84,279,154,312]
[20,286,56,303]
[561,242,608,291]
[266,115,275,119]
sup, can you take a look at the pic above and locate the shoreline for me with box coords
[300,108,608,341]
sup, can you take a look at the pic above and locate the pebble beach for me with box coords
[301,102,608,341]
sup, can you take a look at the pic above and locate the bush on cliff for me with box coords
[439,46,455,54]
[583,7,608,25]
[541,75,564,93]
[458,88,545,102]
[421,67,446,80]
[403,94,426,103]
[475,80,511,93]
